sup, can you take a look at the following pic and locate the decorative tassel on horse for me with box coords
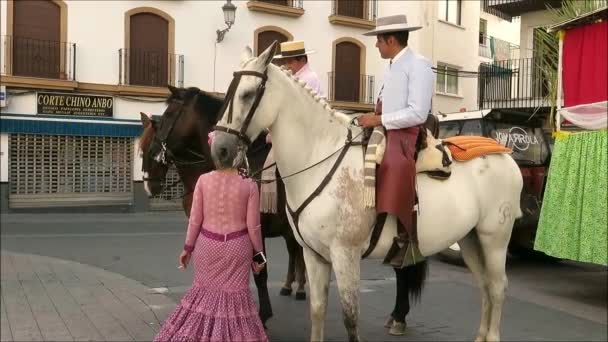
[363,126,386,208]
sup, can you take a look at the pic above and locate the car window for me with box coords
[461,120,483,136]
[438,119,483,138]
[438,121,461,138]
[487,122,549,165]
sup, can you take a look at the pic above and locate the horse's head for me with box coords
[147,85,223,174]
[139,112,167,196]
[212,42,280,168]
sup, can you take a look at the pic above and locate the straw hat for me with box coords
[362,14,422,36]
[273,40,316,59]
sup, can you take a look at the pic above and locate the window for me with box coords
[12,0,62,79]
[334,41,362,102]
[436,63,459,95]
[129,13,169,87]
[479,18,488,45]
[255,28,292,65]
[438,0,461,26]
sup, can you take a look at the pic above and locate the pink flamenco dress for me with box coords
[154,171,268,342]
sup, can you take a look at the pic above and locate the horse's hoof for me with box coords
[279,287,292,296]
[384,316,394,328]
[295,291,306,301]
[388,321,407,336]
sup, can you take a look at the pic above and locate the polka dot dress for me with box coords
[154,172,268,342]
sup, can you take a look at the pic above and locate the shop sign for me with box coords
[37,92,113,117]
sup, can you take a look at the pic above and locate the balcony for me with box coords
[329,0,377,29]
[118,48,183,88]
[247,0,304,17]
[1,35,76,81]
[481,0,513,21]
[487,0,563,17]
[479,34,520,61]
[327,72,375,110]
[478,58,560,110]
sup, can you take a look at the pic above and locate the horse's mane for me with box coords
[275,65,351,126]
[138,120,156,151]
[166,87,225,125]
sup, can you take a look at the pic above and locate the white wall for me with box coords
[520,10,556,59]
[132,137,143,181]
[0,134,7,182]
[482,13,521,45]
[1,0,524,123]
[59,0,385,100]
[431,0,481,114]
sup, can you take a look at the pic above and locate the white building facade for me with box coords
[0,0,519,212]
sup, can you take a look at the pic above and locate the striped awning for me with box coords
[0,113,143,137]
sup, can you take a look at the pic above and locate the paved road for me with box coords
[1,212,606,341]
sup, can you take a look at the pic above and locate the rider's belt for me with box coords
[201,228,248,242]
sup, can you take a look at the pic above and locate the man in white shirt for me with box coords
[358,14,435,336]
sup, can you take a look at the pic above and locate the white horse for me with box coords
[212,42,523,342]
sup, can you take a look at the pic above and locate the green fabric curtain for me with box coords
[534,130,607,265]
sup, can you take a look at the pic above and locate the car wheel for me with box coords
[437,243,465,266]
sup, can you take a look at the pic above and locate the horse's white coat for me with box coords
[213,44,523,342]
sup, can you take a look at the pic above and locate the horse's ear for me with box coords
[140,112,151,127]
[258,41,278,68]
[240,46,253,67]
[168,85,180,96]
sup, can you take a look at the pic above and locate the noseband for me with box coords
[214,70,268,147]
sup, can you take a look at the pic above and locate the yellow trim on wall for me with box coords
[253,26,294,56]
[247,1,304,18]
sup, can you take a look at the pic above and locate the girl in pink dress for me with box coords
[154,136,268,342]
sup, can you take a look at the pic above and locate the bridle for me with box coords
[213,70,268,147]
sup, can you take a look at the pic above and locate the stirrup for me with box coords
[383,239,425,269]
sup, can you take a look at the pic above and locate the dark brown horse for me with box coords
[138,86,306,326]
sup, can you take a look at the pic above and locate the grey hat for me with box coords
[362,14,422,36]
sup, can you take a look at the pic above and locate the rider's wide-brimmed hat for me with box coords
[362,14,422,36]
[273,41,316,59]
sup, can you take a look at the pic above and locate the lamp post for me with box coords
[216,0,237,43]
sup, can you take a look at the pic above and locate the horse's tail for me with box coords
[406,259,429,303]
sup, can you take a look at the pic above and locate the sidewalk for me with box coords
[0,251,175,342]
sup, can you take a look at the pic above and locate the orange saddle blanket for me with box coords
[443,136,512,161]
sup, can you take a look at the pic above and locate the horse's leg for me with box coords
[280,234,297,296]
[331,246,362,342]
[477,224,512,342]
[386,267,409,335]
[295,245,307,300]
[459,231,491,342]
[253,236,273,326]
[303,248,331,342]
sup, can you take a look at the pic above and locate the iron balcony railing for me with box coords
[1,35,76,80]
[118,48,184,88]
[479,34,520,61]
[478,57,558,110]
[486,0,563,17]
[327,72,375,105]
[331,0,377,21]
[481,0,513,21]
[255,0,303,9]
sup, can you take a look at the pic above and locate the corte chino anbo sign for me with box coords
[37,92,113,117]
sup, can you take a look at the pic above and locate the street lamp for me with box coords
[216,0,237,43]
